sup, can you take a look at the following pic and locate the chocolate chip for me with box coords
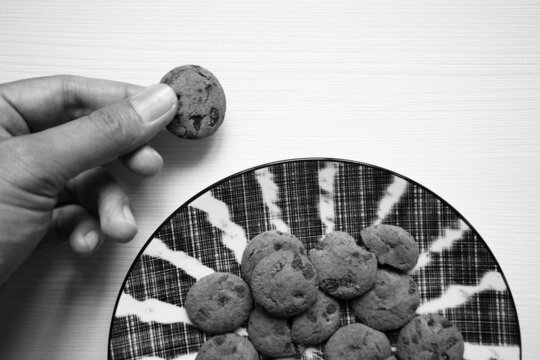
[217,294,229,306]
[291,253,303,271]
[326,303,337,314]
[209,107,220,126]
[441,319,454,328]
[321,278,339,293]
[306,311,317,323]
[214,335,226,346]
[197,308,209,321]
[190,115,204,131]
[302,263,315,279]
[233,284,246,298]
[274,243,282,251]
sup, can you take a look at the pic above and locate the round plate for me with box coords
[108,158,521,360]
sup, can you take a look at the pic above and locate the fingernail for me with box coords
[83,230,100,251]
[130,84,177,123]
[123,206,137,226]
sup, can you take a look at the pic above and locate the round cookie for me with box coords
[352,268,420,331]
[195,333,258,360]
[247,307,298,358]
[360,224,420,272]
[396,314,465,360]
[325,323,392,360]
[291,290,340,345]
[241,230,305,285]
[308,231,377,299]
[251,250,318,317]
[185,272,253,334]
[160,65,226,139]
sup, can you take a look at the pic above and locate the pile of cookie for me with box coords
[185,226,465,360]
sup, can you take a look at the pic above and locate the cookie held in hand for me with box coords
[161,65,226,139]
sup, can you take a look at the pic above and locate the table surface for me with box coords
[1,1,539,359]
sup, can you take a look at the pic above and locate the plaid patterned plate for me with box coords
[108,158,521,360]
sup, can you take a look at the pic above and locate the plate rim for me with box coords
[107,156,522,360]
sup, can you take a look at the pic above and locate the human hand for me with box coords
[0,75,177,285]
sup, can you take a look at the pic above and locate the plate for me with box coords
[108,158,521,360]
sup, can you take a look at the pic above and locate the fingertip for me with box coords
[121,145,164,177]
[101,206,138,243]
[69,219,104,256]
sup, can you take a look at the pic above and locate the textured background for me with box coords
[0,1,539,359]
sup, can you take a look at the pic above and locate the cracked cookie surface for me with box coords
[247,307,299,358]
[352,268,420,331]
[309,231,377,299]
[160,65,226,139]
[396,314,465,360]
[195,333,258,360]
[290,290,340,345]
[325,323,392,360]
[241,230,305,285]
[360,224,419,272]
[250,250,318,317]
[185,272,253,334]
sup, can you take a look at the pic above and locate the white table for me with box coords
[0,1,539,359]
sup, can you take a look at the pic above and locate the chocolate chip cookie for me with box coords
[247,307,299,358]
[309,231,377,299]
[250,250,318,317]
[185,272,253,334]
[290,290,340,345]
[161,65,226,139]
[241,230,305,285]
[325,323,392,360]
[360,224,420,272]
[352,268,420,331]
[396,314,465,360]
[195,333,258,360]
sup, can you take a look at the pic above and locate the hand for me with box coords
[0,75,177,285]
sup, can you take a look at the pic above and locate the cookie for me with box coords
[291,290,340,345]
[160,65,226,139]
[250,250,318,317]
[195,333,258,360]
[308,231,377,299]
[185,272,253,334]
[352,268,420,331]
[396,314,465,360]
[325,323,392,360]
[360,224,420,272]
[241,230,305,285]
[247,307,299,358]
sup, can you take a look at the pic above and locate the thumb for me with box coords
[16,84,177,188]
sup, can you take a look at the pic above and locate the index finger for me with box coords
[0,75,144,134]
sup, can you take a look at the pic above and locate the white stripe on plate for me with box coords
[190,193,248,262]
[144,238,214,280]
[115,293,192,325]
[417,271,507,314]
[373,176,408,225]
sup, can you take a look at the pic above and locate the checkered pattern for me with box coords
[109,159,521,360]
